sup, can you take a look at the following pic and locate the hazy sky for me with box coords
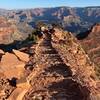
[0,0,100,9]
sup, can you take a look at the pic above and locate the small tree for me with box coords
[26,29,38,43]
[51,21,63,29]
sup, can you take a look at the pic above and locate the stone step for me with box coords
[41,49,57,54]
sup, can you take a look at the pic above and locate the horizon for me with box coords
[0,6,100,11]
[0,0,100,10]
[0,6,100,10]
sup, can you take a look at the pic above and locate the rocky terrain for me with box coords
[0,28,99,100]
[77,23,100,79]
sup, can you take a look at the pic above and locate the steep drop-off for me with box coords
[77,24,100,78]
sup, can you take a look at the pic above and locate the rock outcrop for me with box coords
[92,23,100,33]
[13,49,29,62]
[0,52,26,79]
[0,49,4,55]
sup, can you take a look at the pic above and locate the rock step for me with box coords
[8,81,30,100]
[44,63,72,77]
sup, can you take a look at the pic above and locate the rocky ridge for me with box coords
[0,28,100,100]
[23,28,100,100]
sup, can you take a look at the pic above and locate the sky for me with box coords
[0,0,100,9]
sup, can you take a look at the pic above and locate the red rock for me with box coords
[0,49,4,55]
[92,24,100,33]
[0,52,23,70]
[0,52,26,79]
[4,64,25,79]
[13,49,29,62]
[78,24,100,78]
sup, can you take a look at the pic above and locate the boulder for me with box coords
[0,49,5,55]
[13,49,29,62]
[0,52,23,70]
[4,63,25,79]
[0,52,26,79]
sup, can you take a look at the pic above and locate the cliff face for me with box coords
[0,7,100,34]
[0,16,28,44]
[77,24,100,79]
[0,7,100,44]
[0,17,14,44]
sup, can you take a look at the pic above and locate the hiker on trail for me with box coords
[40,26,51,40]
[48,24,55,34]
[40,25,55,41]
[41,26,48,33]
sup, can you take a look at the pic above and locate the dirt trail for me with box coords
[23,32,89,100]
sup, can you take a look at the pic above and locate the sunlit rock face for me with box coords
[0,16,25,44]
